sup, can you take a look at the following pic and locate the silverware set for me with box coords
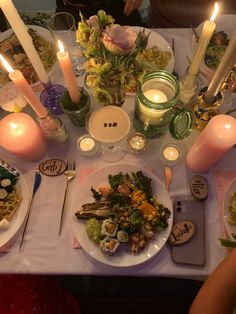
[19,159,76,249]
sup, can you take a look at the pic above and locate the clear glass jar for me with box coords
[37,112,68,143]
[133,71,194,139]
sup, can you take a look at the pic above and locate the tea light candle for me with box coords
[0,0,49,84]
[77,135,98,156]
[127,132,147,152]
[161,144,180,165]
[57,40,80,104]
[0,112,48,161]
[189,2,219,75]
[186,114,236,172]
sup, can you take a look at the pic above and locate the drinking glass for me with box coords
[87,106,131,163]
[48,12,85,76]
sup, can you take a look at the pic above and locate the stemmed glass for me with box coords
[87,106,131,163]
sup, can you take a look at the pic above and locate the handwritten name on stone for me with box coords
[39,159,66,176]
[190,175,208,201]
[168,220,195,246]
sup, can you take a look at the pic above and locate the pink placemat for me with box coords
[214,170,236,239]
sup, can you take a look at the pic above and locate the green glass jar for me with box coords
[133,71,194,139]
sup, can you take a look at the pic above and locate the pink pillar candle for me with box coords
[57,40,80,104]
[0,113,48,161]
[186,115,236,172]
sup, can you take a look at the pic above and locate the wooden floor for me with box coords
[59,276,203,314]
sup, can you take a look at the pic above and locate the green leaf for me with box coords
[219,238,236,247]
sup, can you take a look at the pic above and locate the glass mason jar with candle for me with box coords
[133,71,194,139]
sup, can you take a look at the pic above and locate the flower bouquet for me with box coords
[76,10,149,106]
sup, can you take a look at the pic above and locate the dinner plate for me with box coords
[0,25,57,89]
[0,170,29,247]
[223,178,236,240]
[191,14,236,81]
[71,164,173,267]
[125,27,174,95]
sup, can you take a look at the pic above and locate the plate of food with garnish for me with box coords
[223,178,236,241]
[0,160,29,247]
[0,25,57,89]
[71,164,173,267]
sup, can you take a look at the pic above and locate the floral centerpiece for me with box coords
[76,10,149,106]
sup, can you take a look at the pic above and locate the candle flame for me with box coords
[9,122,24,135]
[0,54,13,73]
[224,124,231,130]
[58,40,65,53]
[210,2,219,22]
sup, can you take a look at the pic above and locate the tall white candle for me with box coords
[189,2,219,75]
[0,0,49,84]
[204,31,236,103]
[0,54,48,118]
[57,40,80,104]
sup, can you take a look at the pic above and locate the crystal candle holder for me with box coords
[40,81,66,115]
[127,132,147,153]
[76,134,99,157]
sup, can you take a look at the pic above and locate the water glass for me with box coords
[48,12,85,76]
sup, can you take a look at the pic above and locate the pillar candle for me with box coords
[0,112,48,161]
[57,40,80,104]
[0,54,48,118]
[186,115,236,172]
[0,0,49,84]
[189,2,219,75]
[204,31,236,103]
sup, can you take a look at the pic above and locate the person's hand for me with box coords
[124,0,143,16]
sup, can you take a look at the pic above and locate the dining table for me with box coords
[0,26,234,281]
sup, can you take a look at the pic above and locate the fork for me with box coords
[58,159,76,235]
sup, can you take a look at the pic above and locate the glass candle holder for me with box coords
[37,112,68,143]
[60,88,90,127]
[76,134,99,157]
[160,143,181,166]
[133,71,180,138]
[127,132,147,153]
[40,81,66,115]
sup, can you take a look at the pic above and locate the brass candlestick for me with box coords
[191,86,223,130]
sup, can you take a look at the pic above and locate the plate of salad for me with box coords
[71,164,173,267]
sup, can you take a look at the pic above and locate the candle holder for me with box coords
[191,86,224,130]
[37,111,68,143]
[40,81,66,115]
[60,87,90,127]
[179,67,199,105]
[76,134,99,157]
[160,143,184,166]
[127,132,147,153]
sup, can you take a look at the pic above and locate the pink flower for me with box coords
[86,15,100,31]
[101,24,137,55]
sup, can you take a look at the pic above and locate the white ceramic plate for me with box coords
[71,164,173,267]
[0,171,29,247]
[126,27,174,95]
[0,25,57,88]
[191,14,236,81]
[223,178,236,240]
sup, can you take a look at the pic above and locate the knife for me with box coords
[19,169,42,250]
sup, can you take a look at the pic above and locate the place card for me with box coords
[38,159,66,176]
[168,220,195,246]
[190,175,208,201]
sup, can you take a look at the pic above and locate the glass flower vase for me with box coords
[95,81,125,107]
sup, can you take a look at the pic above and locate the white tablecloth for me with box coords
[0,28,231,280]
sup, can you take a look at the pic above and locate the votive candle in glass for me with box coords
[161,144,180,165]
[127,132,147,153]
[77,134,98,156]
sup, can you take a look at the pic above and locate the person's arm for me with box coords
[124,0,143,16]
[189,248,236,314]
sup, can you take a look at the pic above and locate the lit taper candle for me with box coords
[189,2,219,75]
[0,54,48,118]
[57,40,80,104]
[0,0,49,84]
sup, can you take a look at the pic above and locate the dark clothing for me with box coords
[56,0,144,26]
[149,0,236,28]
